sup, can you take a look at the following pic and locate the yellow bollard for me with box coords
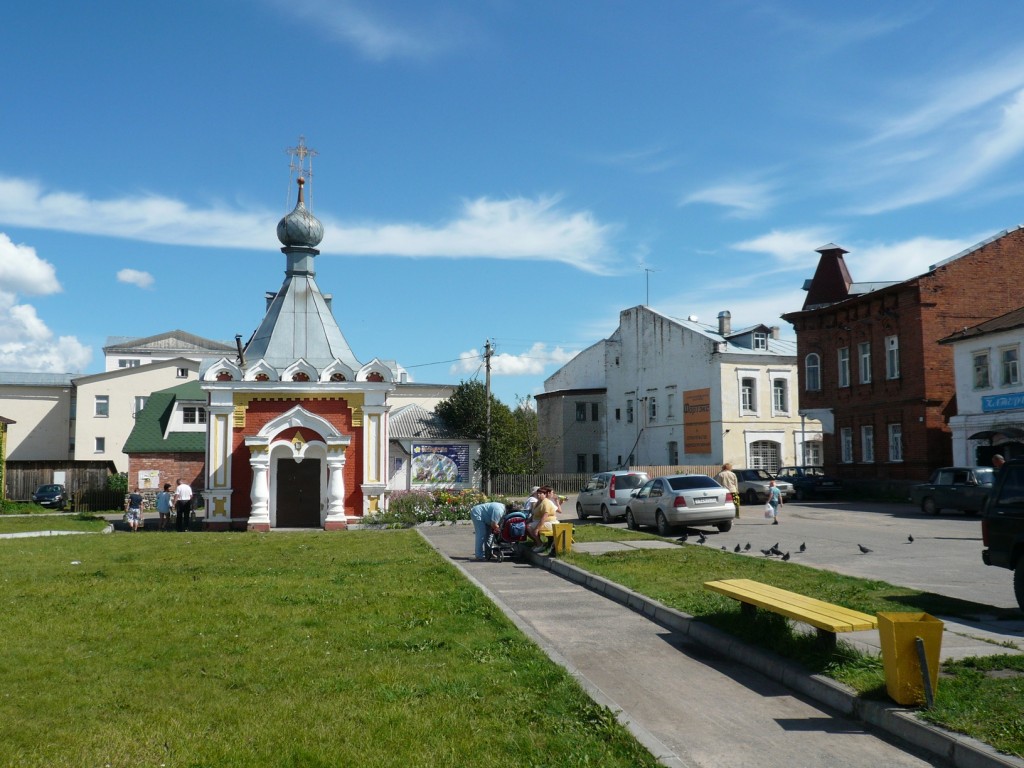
[551,522,574,554]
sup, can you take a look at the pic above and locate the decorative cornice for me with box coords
[231,392,365,429]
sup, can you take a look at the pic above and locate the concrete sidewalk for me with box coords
[419,522,1024,768]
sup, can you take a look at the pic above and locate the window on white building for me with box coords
[183,406,207,425]
[626,399,634,424]
[803,440,822,466]
[838,347,850,388]
[1001,347,1020,387]
[858,342,872,384]
[973,351,991,389]
[95,437,105,453]
[648,397,657,422]
[577,454,586,472]
[576,402,587,422]
[840,427,853,463]
[176,367,189,379]
[741,377,756,412]
[665,392,675,419]
[118,359,140,368]
[772,379,788,414]
[591,403,599,421]
[861,425,874,462]
[592,454,600,472]
[749,440,780,473]
[133,396,148,417]
[667,441,678,465]
[753,332,768,350]
[94,395,109,417]
[885,335,900,379]
[805,353,821,391]
[888,423,903,462]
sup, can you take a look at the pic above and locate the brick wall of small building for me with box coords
[126,453,206,492]
[789,227,1024,481]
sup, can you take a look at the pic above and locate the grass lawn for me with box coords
[565,524,1024,758]
[0,531,659,768]
[0,515,109,535]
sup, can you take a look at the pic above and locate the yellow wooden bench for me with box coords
[704,578,877,647]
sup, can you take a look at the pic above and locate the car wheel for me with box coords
[1015,560,1024,613]
[716,520,733,533]
[626,509,638,530]
[744,489,759,506]
[922,497,940,516]
[655,511,671,537]
[576,502,586,520]
[601,505,612,524]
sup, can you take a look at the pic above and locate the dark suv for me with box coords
[981,458,1024,611]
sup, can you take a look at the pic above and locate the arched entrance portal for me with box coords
[276,457,322,527]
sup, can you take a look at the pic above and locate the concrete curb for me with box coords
[531,551,1024,768]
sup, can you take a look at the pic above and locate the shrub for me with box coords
[364,489,516,527]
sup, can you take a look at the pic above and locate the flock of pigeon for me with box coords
[674,532,917,558]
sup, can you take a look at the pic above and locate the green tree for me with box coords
[435,381,545,477]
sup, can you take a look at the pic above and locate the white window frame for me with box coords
[838,347,850,388]
[753,332,768,350]
[772,378,788,415]
[626,399,634,424]
[805,353,821,391]
[118,359,140,369]
[1001,346,1020,387]
[861,425,874,463]
[648,396,657,423]
[885,335,900,380]
[94,395,109,418]
[840,427,854,463]
[741,377,757,413]
[183,406,207,425]
[575,402,587,422]
[858,341,872,384]
[973,350,991,389]
[94,436,105,453]
[888,423,903,462]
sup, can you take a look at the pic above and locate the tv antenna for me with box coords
[644,267,659,306]
[285,136,319,210]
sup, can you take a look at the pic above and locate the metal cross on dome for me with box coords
[285,136,318,208]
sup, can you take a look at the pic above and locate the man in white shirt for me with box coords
[172,478,194,532]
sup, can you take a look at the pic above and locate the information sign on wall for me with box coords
[683,388,712,454]
[411,443,470,485]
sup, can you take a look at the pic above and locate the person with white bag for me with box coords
[765,479,783,525]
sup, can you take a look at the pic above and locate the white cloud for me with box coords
[450,343,580,377]
[0,290,91,372]
[0,232,62,295]
[117,268,155,289]
[681,180,777,218]
[265,0,465,61]
[0,177,618,275]
[843,236,977,282]
[732,228,834,264]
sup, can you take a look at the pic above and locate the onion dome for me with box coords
[276,177,324,248]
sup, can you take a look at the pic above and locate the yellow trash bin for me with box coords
[877,612,944,706]
[550,522,574,554]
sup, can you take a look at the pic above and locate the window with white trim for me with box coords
[118,359,140,368]
[888,423,903,462]
[183,406,207,425]
[838,347,850,388]
[840,427,853,463]
[576,402,587,422]
[973,351,991,389]
[95,437,105,453]
[803,440,822,466]
[648,396,657,422]
[858,342,872,384]
[885,335,900,379]
[626,399,634,424]
[94,395,109,417]
[772,379,788,414]
[753,332,768,350]
[805,353,821,391]
[1001,347,1020,387]
[861,425,874,462]
[741,377,757,413]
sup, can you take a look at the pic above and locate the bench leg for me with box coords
[740,603,757,618]
[815,628,837,649]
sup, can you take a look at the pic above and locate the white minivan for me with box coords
[576,471,650,523]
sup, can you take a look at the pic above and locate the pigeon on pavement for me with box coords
[908,534,914,543]
[697,533,707,545]
[782,552,791,561]
[744,542,751,551]
[799,542,806,552]
[734,543,742,553]
[858,544,872,554]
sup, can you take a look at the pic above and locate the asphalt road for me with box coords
[563,498,1018,612]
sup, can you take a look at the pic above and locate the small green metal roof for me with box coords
[123,380,206,454]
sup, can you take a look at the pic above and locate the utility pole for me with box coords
[484,339,493,495]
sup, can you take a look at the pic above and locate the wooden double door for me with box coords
[276,458,322,528]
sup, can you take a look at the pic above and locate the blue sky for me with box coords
[4,1,1024,406]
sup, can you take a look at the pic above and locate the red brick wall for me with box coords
[789,228,1024,481]
[229,396,364,520]
[126,453,206,491]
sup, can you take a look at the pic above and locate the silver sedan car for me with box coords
[625,474,735,535]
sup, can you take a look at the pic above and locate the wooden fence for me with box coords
[490,465,723,497]
[5,461,117,502]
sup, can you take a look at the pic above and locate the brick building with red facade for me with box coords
[781,230,1024,489]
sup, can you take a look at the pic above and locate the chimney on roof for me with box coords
[803,243,853,310]
[718,310,731,336]
[770,326,780,339]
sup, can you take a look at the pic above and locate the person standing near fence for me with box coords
[172,478,193,532]
[155,483,173,531]
[715,463,740,518]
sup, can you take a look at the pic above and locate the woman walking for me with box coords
[767,479,783,525]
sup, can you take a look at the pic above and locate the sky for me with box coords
[4,1,1024,406]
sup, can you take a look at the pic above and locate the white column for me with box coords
[246,441,271,528]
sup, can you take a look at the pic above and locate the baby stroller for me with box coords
[485,510,530,562]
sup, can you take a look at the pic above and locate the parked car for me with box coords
[624,474,734,535]
[30,484,67,510]
[734,469,795,505]
[980,458,1024,610]
[774,466,843,501]
[910,466,996,515]
[576,471,650,522]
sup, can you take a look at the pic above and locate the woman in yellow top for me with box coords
[528,486,559,552]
